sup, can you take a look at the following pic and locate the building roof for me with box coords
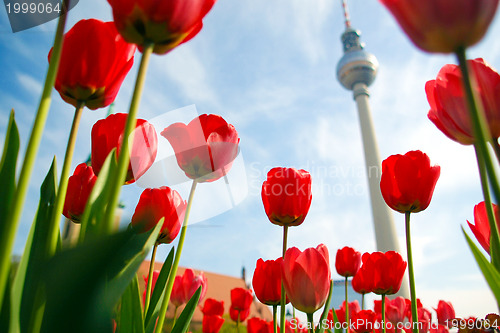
[137,261,273,324]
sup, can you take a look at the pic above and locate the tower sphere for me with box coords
[337,49,378,90]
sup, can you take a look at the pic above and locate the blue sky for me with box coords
[1,0,499,318]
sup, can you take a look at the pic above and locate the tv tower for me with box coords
[336,0,409,297]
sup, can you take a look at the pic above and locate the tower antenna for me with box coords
[341,0,351,29]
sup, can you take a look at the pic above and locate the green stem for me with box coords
[0,0,70,312]
[293,307,297,333]
[405,212,419,333]
[154,180,198,333]
[344,276,349,327]
[103,42,154,234]
[47,102,84,256]
[273,305,278,333]
[455,47,500,205]
[381,295,386,333]
[474,145,500,270]
[361,294,364,311]
[236,313,240,333]
[492,140,500,165]
[172,306,178,328]
[144,243,158,316]
[307,313,314,333]
[280,225,289,333]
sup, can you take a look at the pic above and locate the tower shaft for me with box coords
[352,84,410,299]
[336,0,409,298]
[353,83,400,253]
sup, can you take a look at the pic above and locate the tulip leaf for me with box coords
[171,286,201,333]
[463,226,500,304]
[0,109,19,222]
[0,111,20,313]
[315,280,334,333]
[145,314,156,333]
[119,275,145,333]
[145,246,174,327]
[19,157,59,333]
[10,210,37,333]
[79,149,117,241]
[0,265,12,333]
[330,304,342,333]
[490,232,500,273]
[40,222,161,333]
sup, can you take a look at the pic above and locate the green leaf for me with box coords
[463,226,500,304]
[79,149,117,241]
[145,247,174,326]
[145,310,158,333]
[20,158,58,333]
[490,230,500,272]
[0,109,19,222]
[40,222,161,333]
[0,110,19,332]
[0,265,12,333]
[101,221,162,333]
[119,275,145,333]
[315,280,334,333]
[9,217,35,333]
[171,286,201,333]
[330,304,342,333]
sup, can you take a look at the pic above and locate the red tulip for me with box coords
[411,307,432,333]
[229,287,253,323]
[467,201,500,254]
[230,287,253,311]
[332,300,361,324]
[385,297,406,325]
[403,298,424,320]
[170,269,208,307]
[351,310,377,333]
[252,258,287,306]
[131,186,186,244]
[229,306,250,323]
[161,114,240,183]
[49,19,135,110]
[63,163,97,223]
[427,58,500,145]
[335,246,361,278]
[352,266,373,295]
[378,0,499,53]
[201,298,224,316]
[374,297,407,327]
[261,167,312,227]
[282,244,331,314]
[91,113,158,184]
[246,318,265,333]
[142,270,160,305]
[106,0,216,54]
[430,325,450,333]
[380,150,440,214]
[361,251,407,295]
[247,317,273,333]
[202,315,225,333]
[434,300,455,326]
[170,276,185,306]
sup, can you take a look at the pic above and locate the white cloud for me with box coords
[156,46,219,107]
[289,0,334,63]
[16,72,43,96]
[418,287,497,318]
